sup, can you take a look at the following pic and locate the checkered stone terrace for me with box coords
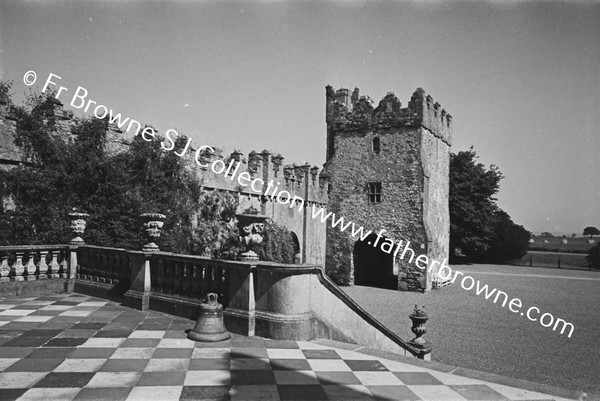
[0,294,574,400]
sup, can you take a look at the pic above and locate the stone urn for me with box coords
[141,213,166,252]
[235,213,267,261]
[408,304,431,352]
[68,211,90,245]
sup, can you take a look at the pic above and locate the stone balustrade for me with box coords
[1,211,431,359]
[0,245,75,296]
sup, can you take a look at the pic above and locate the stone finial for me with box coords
[141,213,166,252]
[68,211,90,245]
[408,305,432,358]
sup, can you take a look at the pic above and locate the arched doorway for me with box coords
[290,232,301,264]
[353,233,397,289]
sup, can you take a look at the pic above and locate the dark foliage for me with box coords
[449,148,502,259]
[449,147,530,263]
[255,219,296,264]
[189,191,241,259]
[0,86,200,253]
[583,226,600,238]
[587,242,600,270]
[482,210,530,262]
[0,83,292,263]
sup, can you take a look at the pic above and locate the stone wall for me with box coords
[420,128,451,289]
[0,99,25,171]
[195,148,328,266]
[323,86,451,292]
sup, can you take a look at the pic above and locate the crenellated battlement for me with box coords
[326,86,452,146]
[196,146,328,207]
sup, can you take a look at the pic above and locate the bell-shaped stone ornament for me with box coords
[188,293,231,342]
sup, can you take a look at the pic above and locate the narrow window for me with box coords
[372,137,380,154]
[368,182,382,203]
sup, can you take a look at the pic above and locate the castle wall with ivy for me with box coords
[0,85,450,284]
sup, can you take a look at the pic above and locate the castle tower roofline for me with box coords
[326,85,452,146]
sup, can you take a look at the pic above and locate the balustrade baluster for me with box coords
[118,254,126,283]
[49,251,60,277]
[210,265,217,293]
[79,250,88,278]
[39,251,49,277]
[182,263,191,297]
[165,262,172,294]
[60,251,69,278]
[109,254,115,284]
[116,253,123,283]
[216,266,224,302]
[223,269,229,305]
[106,253,113,283]
[102,252,107,280]
[25,253,37,279]
[0,255,9,282]
[191,265,199,298]
[93,252,101,280]
[13,252,24,281]
[155,258,164,293]
[105,253,111,282]
[98,253,105,282]
[88,252,94,280]
[200,266,208,297]
[174,261,182,296]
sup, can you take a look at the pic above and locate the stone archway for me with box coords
[353,233,397,290]
[290,231,301,264]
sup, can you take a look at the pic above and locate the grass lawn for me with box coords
[514,251,590,268]
[342,264,600,395]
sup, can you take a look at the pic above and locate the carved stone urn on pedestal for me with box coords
[141,213,166,252]
[236,213,267,261]
[68,211,90,245]
[408,304,432,353]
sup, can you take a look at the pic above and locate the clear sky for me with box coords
[0,1,598,235]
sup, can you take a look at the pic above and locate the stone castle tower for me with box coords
[321,86,452,292]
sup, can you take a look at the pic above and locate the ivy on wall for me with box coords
[0,81,293,263]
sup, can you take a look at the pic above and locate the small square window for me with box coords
[368,182,382,203]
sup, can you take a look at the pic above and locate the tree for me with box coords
[255,220,296,264]
[449,147,530,263]
[188,190,240,259]
[587,243,600,270]
[540,232,554,237]
[0,80,296,264]
[483,210,530,262]
[449,147,503,259]
[583,226,600,239]
[0,84,202,252]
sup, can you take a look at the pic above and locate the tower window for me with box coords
[368,182,382,203]
[372,137,380,154]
